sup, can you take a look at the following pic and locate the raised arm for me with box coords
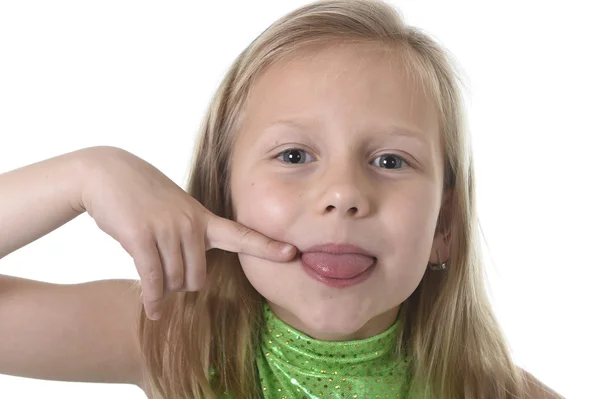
[0,147,90,259]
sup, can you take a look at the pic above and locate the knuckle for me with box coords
[154,220,175,241]
[236,224,253,242]
[143,290,164,304]
[145,269,163,284]
[145,296,163,306]
[179,213,198,236]
[266,239,279,252]
[144,298,163,315]
[165,267,183,281]
[165,270,184,289]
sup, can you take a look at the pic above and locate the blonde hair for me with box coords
[137,1,529,397]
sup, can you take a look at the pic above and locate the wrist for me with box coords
[68,146,119,214]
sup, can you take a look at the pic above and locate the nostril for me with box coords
[325,205,360,214]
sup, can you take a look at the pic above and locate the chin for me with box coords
[305,307,369,338]
[272,295,384,341]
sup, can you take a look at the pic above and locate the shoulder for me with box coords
[521,368,565,399]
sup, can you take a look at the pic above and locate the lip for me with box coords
[302,243,375,257]
[300,242,377,288]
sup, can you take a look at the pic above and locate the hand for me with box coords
[78,146,296,319]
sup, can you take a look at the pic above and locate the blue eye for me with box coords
[372,154,407,169]
[277,149,315,164]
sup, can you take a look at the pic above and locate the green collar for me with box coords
[256,303,411,398]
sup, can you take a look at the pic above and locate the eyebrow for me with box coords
[263,118,430,145]
[262,118,313,132]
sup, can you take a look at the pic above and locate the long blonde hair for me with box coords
[138,1,529,397]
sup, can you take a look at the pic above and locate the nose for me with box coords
[316,163,372,218]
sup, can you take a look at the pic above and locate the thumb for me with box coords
[205,216,296,261]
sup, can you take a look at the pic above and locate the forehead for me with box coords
[239,42,439,143]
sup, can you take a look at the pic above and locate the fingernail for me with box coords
[280,244,295,255]
[151,312,161,320]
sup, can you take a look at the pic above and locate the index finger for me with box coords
[205,216,296,261]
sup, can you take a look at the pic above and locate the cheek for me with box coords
[231,173,303,303]
[380,185,440,261]
[232,173,302,241]
[391,192,438,235]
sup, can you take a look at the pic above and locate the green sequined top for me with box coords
[256,304,413,399]
[212,302,416,398]
[210,303,416,398]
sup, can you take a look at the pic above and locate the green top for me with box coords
[213,303,414,398]
[257,303,412,398]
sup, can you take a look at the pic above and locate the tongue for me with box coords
[301,253,375,279]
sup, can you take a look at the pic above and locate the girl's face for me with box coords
[230,43,446,341]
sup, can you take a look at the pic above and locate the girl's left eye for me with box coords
[371,154,408,169]
[277,148,315,164]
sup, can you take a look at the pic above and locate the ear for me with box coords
[428,188,453,264]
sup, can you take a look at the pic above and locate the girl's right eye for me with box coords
[276,148,315,164]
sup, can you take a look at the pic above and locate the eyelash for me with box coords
[275,148,411,170]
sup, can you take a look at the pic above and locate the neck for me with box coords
[267,301,401,341]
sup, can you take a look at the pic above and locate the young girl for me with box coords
[0,0,565,398]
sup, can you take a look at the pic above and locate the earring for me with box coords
[427,249,447,270]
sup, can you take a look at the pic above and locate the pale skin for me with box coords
[0,44,563,398]
[231,43,450,340]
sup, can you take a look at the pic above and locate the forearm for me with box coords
[0,148,91,259]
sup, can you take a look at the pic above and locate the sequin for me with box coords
[254,303,412,398]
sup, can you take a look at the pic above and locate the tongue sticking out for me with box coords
[300,253,375,279]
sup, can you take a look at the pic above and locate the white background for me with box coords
[1,1,598,398]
